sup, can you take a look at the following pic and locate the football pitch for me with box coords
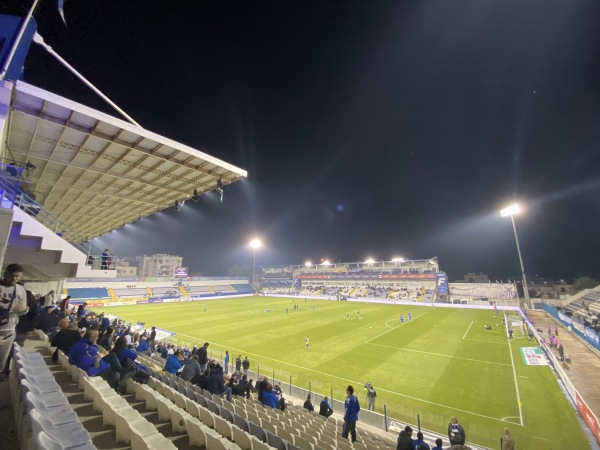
[103,297,590,449]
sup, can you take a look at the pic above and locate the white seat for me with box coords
[156,395,174,422]
[134,380,154,401]
[215,414,234,440]
[232,424,253,450]
[82,375,110,401]
[185,396,201,418]
[131,429,178,450]
[116,414,155,444]
[30,409,93,448]
[23,392,79,425]
[169,404,189,433]
[34,430,97,450]
[173,390,187,409]
[144,389,161,411]
[103,396,137,427]
[251,435,275,450]
[199,404,216,429]
[185,415,208,448]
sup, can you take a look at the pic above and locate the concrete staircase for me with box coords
[4,207,116,279]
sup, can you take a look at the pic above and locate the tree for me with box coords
[227,264,251,277]
[572,277,598,293]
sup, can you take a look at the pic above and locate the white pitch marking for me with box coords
[463,338,507,345]
[364,310,430,344]
[462,321,474,340]
[505,313,524,427]
[366,342,512,367]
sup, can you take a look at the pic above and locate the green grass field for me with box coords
[103,297,590,449]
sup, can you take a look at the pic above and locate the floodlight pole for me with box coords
[509,214,531,310]
[252,247,257,290]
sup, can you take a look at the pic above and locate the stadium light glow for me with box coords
[499,203,531,310]
[305,261,312,267]
[365,258,375,265]
[499,203,521,217]
[248,239,262,290]
[392,257,404,263]
[322,260,330,266]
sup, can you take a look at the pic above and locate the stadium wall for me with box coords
[540,304,600,352]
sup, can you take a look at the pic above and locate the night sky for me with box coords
[9,0,600,280]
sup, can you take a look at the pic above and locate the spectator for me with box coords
[319,396,333,418]
[412,431,429,450]
[342,385,360,443]
[43,290,55,308]
[69,329,132,390]
[59,295,71,311]
[16,289,40,342]
[164,350,184,374]
[98,327,115,351]
[224,350,230,374]
[137,336,150,354]
[235,354,242,372]
[431,438,443,450]
[502,427,515,450]
[396,425,413,450]
[448,416,466,446]
[180,355,203,384]
[198,342,209,371]
[257,376,269,403]
[101,249,110,270]
[38,306,61,333]
[111,336,148,384]
[76,303,87,319]
[0,264,29,376]
[366,382,377,411]
[303,394,314,412]
[207,362,232,402]
[262,383,278,408]
[242,356,250,375]
[51,318,81,359]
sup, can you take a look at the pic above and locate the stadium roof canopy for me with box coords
[4,81,247,239]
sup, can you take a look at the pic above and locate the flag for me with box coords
[58,0,67,25]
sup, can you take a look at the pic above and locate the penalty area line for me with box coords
[462,321,474,340]
[365,310,430,344]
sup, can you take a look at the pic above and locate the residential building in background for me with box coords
[136,254,183,277]
[116,261,137,278]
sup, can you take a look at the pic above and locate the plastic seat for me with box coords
[30,409,93,448]
[221,406,235,423]
[199,404,216,429]
[263,420,277,434]
[101,395,131,426]
[207,399,222,415]
[156,396,174,422]
[82,375,110,401]
[277,427,295,445]
[169,404,189,433]
[232,424,253,450]
[252,435,274,450]
[173,390,187,409]
[20,379,67,407]
[116,413,155,443]
[233,413,250,432]
[23,392,77,424]
[185,415,208,448]
[294,435,314,450]
[34,430,97,450]
[195,390,208,407]
[266,430,288,450]
[215,414,233,440]
[205,429,233,450]
[249,421,267,443]
[130,428,177,450]
[185,397,201,418]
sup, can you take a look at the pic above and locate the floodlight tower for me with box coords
[249,238,262,290]
[499,203,531,309]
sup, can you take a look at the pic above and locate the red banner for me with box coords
[576,391,600,444]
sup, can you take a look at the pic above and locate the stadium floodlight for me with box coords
[249,239,262,290]
[499,203,521,217]
[365,258,375,265]
[322,260,330,266]
[305,261,312,267]
[392,257,405,263]
[499,203,531,309]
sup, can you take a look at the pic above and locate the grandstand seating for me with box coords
[66,287,110,299]
[186,286,212,295]
[232,284,255,294]
[151,287,181,297]
[212,285,236,293]
[112,287,150,298]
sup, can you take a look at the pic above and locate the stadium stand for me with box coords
[112,287,151,298]
[66,287,110,299]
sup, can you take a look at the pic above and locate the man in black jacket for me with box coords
[198,342,209,371]
[396,425,413,450]
[448,416,466,446]
[319,396,333,418]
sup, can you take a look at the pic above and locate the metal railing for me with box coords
[0,171,117,270]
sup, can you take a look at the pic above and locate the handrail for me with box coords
[4,182,117,270]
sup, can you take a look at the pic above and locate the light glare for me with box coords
[249,239,262,249]
[500,203,521,217]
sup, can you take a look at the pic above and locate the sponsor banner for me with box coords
[520,347,549,366]
[136,300,149,304]
[544,304,600,351]
[576,391,600,444]
[162,298,176,303]
[296,273,436,280]
[436,273,448,295]
[380,274,436,279]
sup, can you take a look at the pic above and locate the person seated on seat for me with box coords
[136,336,150,355]
[180,355,203,384]
[207,361,233,401]
[319,396,333,418]
[303,394,314,412]
[111,335,148,383]
[51,318,81,359]
[164,350,184,374]
[69,329,132,390]
[262,383,278,409]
